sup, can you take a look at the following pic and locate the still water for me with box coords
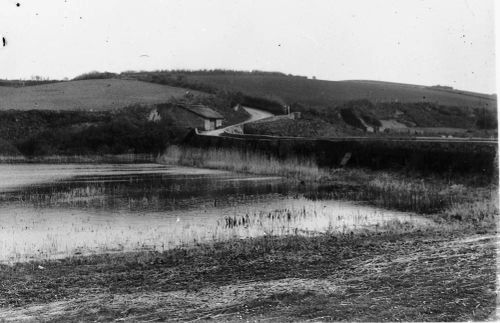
[0,164,432,262]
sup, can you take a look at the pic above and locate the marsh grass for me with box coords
[361,175,498,229]
[443,198,499,226]
[362,176,454,213]
[304,180,449,214]
[159,145,498,219]
[159,145,328,180]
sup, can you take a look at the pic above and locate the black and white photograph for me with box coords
[0,0,498,321]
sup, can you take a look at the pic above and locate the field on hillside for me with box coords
[180,73,495,110]
[119,71,497,138]
[0,79,202,111]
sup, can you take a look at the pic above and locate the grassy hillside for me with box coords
[0,79,203,111]
[190,76,494,109]
[123,71,496,111]
[118,70,496,138]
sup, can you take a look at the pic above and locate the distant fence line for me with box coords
[186,131,498,174]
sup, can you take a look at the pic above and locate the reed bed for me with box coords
[304,182,449,214]
[361,176,498,227]
[160,145,498,220]
[443,198,499,225]
[159,145,328,181]
[362,176,454,213]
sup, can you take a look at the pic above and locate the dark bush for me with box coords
[340,108,366,130]
[14,107,189,156]
[0,79,61,87]
[475,108,498,129]
[239,95,284,114]
[73,71,118,81]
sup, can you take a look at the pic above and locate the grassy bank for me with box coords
[159,145,328,180]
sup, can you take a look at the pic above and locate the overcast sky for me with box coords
[0,0,496,93]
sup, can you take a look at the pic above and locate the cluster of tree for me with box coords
[339,108,368,130]
[340,100,382,128]
[234,93,285,115]
[0,138,21,155]
[142,73,218,94]
[0,107,187,157]
[17,116,184,156]
[72,69,288,85]
[72,71,118,81]
[122,69,287,77]
[475,108,498,129]
[0,110,111,142]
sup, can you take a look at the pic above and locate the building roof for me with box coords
[181,104,224,119]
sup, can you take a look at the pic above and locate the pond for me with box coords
[0,163,433,263]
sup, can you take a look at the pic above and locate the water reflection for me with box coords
[0,163,433,262]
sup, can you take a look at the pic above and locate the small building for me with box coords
[183,105,224,130]
[156,104,224,131]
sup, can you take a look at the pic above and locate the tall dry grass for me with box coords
[159,145,328,180]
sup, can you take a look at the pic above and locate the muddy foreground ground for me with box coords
[0,227,497,322]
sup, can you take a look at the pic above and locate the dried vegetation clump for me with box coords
[160,145,328,181]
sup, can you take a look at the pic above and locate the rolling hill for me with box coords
[120,70,496,137]
[0,79,202,111]
[178,73,496,110]
[1,71,495,150]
